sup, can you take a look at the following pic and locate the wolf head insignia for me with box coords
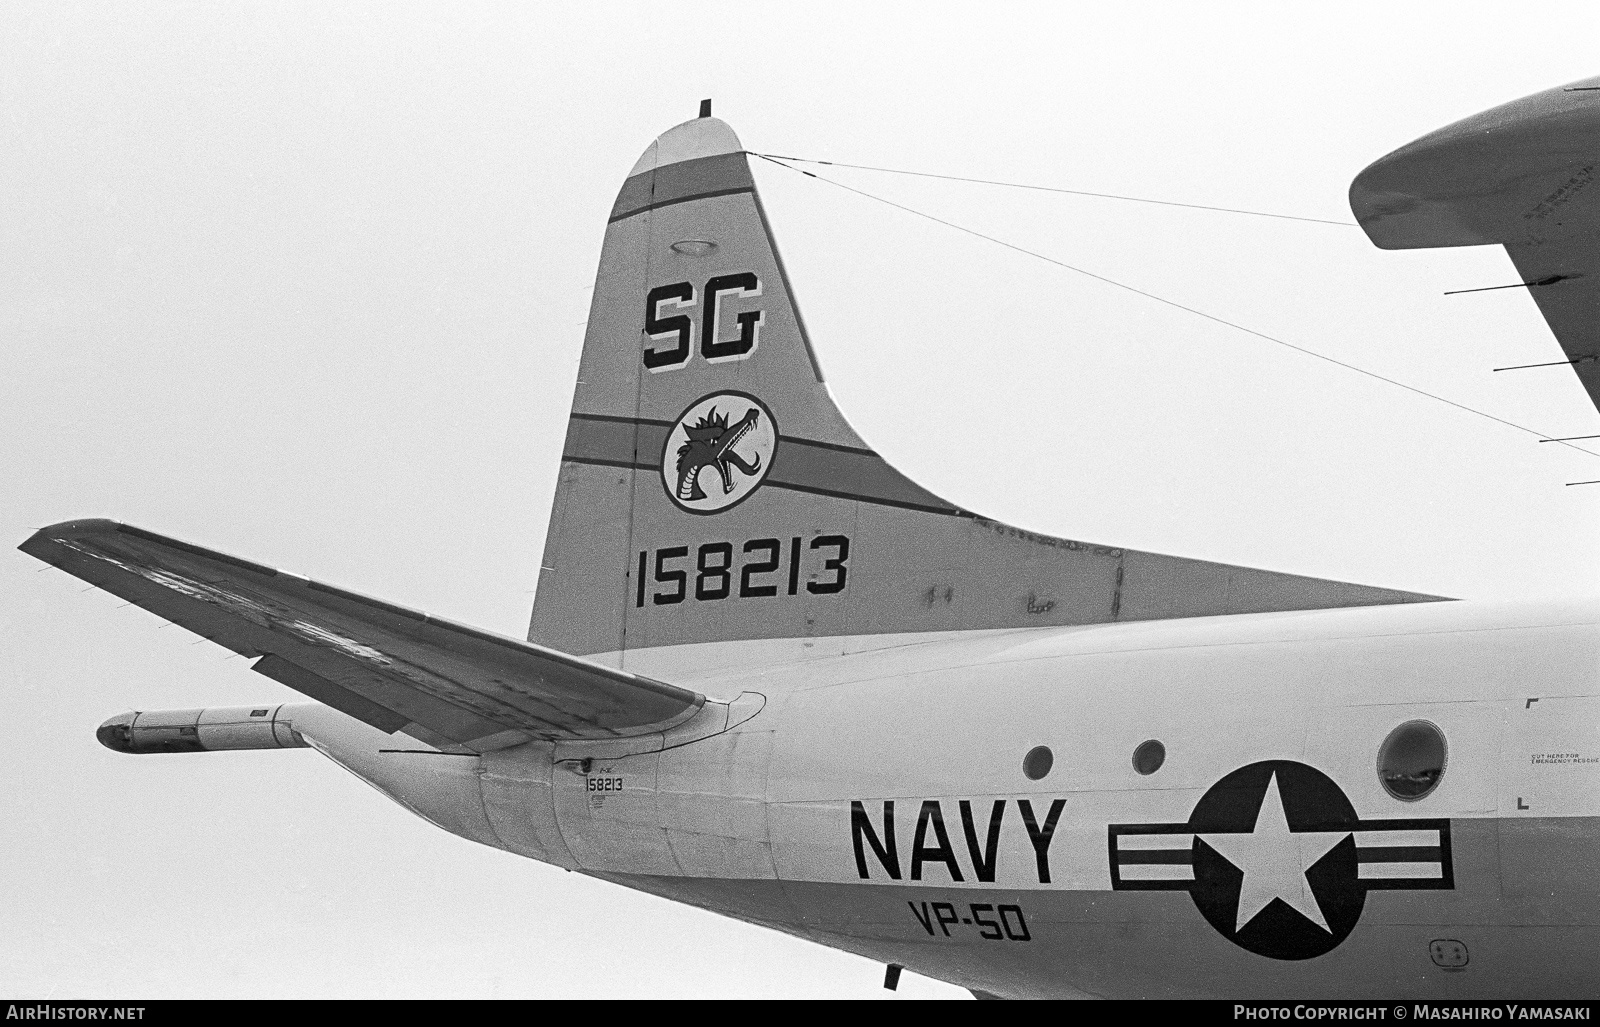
[662,393,777,515]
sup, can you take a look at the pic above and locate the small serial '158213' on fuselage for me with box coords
[24,83,1600,998]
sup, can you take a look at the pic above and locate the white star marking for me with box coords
[1199,772,1350,933]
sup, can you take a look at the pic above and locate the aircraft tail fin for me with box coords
[530,107,1442,660]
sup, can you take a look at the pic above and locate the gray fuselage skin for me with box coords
[288,596,1600,999]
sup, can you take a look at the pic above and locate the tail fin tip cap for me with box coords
[628,114,743,177]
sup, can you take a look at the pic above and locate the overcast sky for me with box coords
[5,1,1600,1000]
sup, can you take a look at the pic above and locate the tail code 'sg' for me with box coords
[645,274,764,371]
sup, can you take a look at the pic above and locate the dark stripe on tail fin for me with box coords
[563,414,969,518]
[610,152,756,223]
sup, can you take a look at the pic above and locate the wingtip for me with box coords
[1350,73,1600,250]
[19,518,121,555]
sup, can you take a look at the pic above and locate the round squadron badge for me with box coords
[1109,760,1453,960]
[661,391,777,515]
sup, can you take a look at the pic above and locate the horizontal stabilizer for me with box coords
[22,520,705,751]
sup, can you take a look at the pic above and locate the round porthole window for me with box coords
[1022,745,1054,780]
[1132,739,1165,775]
[1377,720,1447,801]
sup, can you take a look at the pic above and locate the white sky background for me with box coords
[4,0,1600,1000]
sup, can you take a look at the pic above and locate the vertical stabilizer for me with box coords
[530,111,1442,659]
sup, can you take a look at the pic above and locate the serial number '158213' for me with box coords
[635,535,849,607]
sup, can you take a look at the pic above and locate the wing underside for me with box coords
[20,519,704,752]
[1350,74,1600,416]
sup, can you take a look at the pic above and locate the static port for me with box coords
[1429,939,1469,969]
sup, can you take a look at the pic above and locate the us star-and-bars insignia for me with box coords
[1108,760,1453,960]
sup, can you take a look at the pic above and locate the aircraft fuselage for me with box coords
[296,597,1600,998]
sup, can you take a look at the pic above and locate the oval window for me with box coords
[1132,739,1165,775]
[1022,745,1054,780]
[1377,720,1447,801]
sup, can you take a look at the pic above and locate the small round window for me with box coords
[1022,745,1054,780]
[1132,739,1165,775]
[1377,720,1447,801]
